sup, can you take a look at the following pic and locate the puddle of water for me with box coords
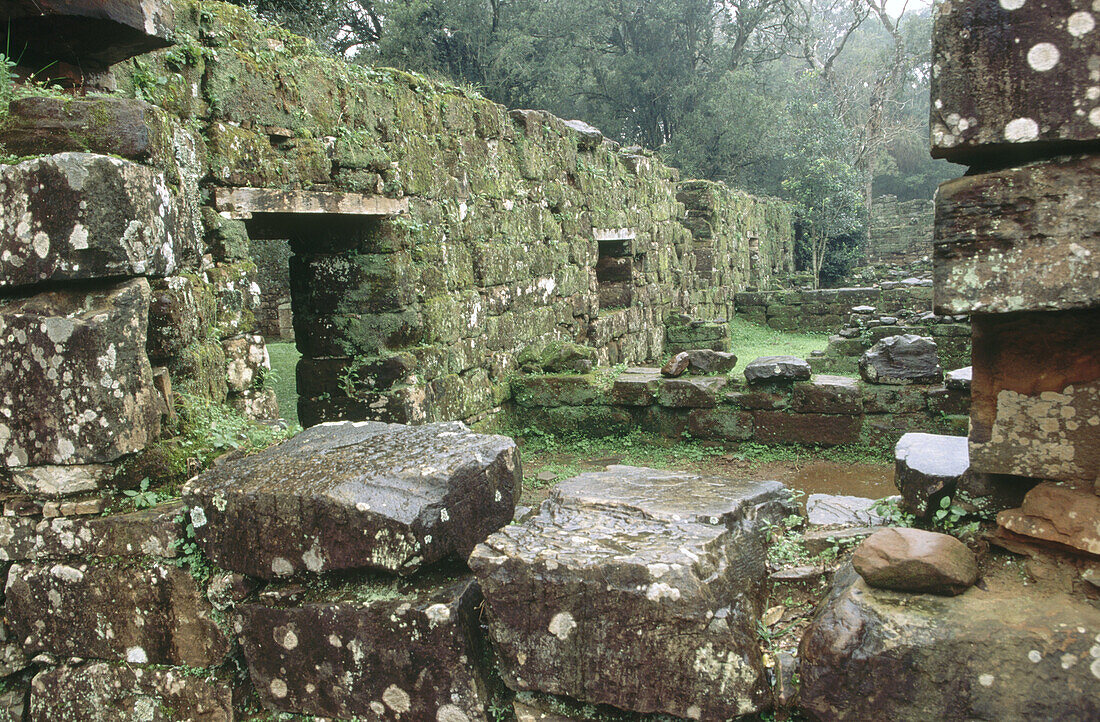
[791,461,896,504]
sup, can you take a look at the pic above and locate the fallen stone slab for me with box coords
[934,156,1100,314]
[29,662,234,722]
[744,356,811,384]
[238,568,490,720]
[5,560,230,666]
[998,482,1100,556]
[860,335,943,385]
[470,467,793,719]
[931,0,1100,164]
[183,420,521,579]
[800,565,1100,721]
[0,278,162,468]
[660,351,690,377]
[801,526,878,557]
[806,494,889,527]
[894,433,971,520]
[0,154,190,289]
[0,501,183,561]
[852,528,978,596]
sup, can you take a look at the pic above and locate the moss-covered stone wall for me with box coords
[97,0,793,427]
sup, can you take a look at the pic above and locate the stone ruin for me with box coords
[0,0,1096,720]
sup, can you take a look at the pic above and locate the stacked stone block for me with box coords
[798,3,1100,719]
[509,359,963,447]
[867,195,935,267]
[734,285,935,334]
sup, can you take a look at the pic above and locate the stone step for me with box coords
[182,420,521,579]
[469,466,795,720]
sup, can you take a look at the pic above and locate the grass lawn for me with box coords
[266,341,301,425]
[729,317,829,374]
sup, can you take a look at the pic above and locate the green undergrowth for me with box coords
[729,318,828,374]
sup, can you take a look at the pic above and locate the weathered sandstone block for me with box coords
[934,155,1100,314]
[931,0,1100,164]
[29,662,234,722]
[744,355,811,383]
[0,154,186,289]
[0,502,183,561]
[183,421,520,579]
[148,274,215,359]
[0,97,171,162]
[970,309,1100,483]
[0,279,161,468]
[791,375,862,414]
[0,0,174,68]
[223,334,270,393]
[5,561,230,666]
[469,466,794,720]
[239,570,489,719]
[800,565,1100,721]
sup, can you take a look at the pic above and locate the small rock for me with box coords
[852,528,978,595]
[879,316,898,325]
[859,334,943,385]
[744,356,812,384]
[685,349,737,374]
[536,471,557,483]
[945,366,972,391]
[661,352,690,377]
[851,306,876,314]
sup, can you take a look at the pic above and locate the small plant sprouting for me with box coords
[122,477,166,510]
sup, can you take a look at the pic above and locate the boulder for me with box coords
[800,565,1100,721]
[685,349,737,375]
[183,421,520,579]
[806,495,889,527]
[238,570,490,720]
[469,466,795,720]
[5,560,231,666]
[29,662,234,722]
[0,279,162,468]
[0,154,189,289]
[852,528,979,595]
[660,351,690,377]
[859,335,943,385]
[744,356,812,384]
[894,433,971,519]
[998,482,1100,556]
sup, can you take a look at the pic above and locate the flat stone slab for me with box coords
[806,494,889,527]
[238,569,489,720]
[744,356,811,383]
[470,466,795,719]
[5,560,230,667]
[894,433,971,519]
[998,482,1100,556]
[29,662,234,722]
[2,0,174,68]
[214,187,409,219]
[0,278,161,468]
[800,565,1100,721]
[183,421,520,579]
[0,153,188,289]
